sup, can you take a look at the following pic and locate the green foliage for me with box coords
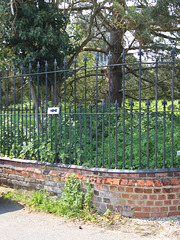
[0,0,77,69]
[0,100,179,169]
[2,175,94,219]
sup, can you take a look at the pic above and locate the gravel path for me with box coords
[0,186,179,240]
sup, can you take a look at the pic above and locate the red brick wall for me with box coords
[0,158,179,218]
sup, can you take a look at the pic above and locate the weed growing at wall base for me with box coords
[2,175,95,220]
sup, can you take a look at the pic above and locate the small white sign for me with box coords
[177,151,180,156]
[47,107,59,115]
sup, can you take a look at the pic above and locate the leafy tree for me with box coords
[59,0,180,105]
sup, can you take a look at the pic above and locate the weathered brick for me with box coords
[101,185,109,191]
[112,178,120,185]
[162,188,172,193]
[122,193,129,198]
[146,201,154,206]
[171,179,179,185]
[134,212,150,218]
[158,195,166,200]
[137,180,145,187]
[103,198,110,203]
[151,212,167,218]
[149,195,157,200]
[154,180,162,187]
[139,194,148,200]
[131,194,139,200]
[155,201,163,206]
[168,194,175,199]
[144,189,152,193]
[94,190,99,195]
[134,207,141,212]
[162,179,171,186]
[168,211,180,216]
[110,186,118,191]
[127,200,135,205]
[154,188,161,193]
[146,180,154,187]
[128,179,136,186]
[164,200,171,205]
[135,188,143,193]
[120,179,128,186]
[170,206,177,211]
[96,177,102,184]
[160,207,168,212]
[126,187,133,193]
[142,207,151,212]
[172,188,179,193]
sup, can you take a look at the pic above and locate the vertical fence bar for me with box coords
[114,100,118,169]
[138,49,143,169]
[129,99,134,167]
[95,54,99,167]
[146,99,150,169]
[162,98,167,168]
[89,102,93,166]
[122,50,126,169]
[101,100,105,168]
[155,59,158,169]
[25,104,28,158]
[45,61,48,146]
[68,103,72,164]
[17,104,20,156]
[73,57,77,164]
[3,105,5,155]
[37,62,40,160]
[10,105,13,153]
[13,67,16,157]
[41,104,44,143]
[33,104,36,156]
[79,102,82,165]
[6,68,10,155]
[108,52,112,168]
[0,68,2,154]
[20,66,24,150]
[29,64,32,143]
[59,102,62,161]
[171,48,176,168]
[54,60,57,162]
[84,55,87,163]
[50,103,53,150]
[63,58,67,154]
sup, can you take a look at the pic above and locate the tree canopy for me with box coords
[0,0,77,69]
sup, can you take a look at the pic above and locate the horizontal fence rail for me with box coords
[0,49,180,170]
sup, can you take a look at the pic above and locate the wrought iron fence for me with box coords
[0,49,180,171]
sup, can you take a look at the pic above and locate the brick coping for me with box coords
[0,157,180,173]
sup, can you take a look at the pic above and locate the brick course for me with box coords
[0,158,179,218]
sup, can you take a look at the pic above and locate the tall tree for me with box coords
[59,0,180,105]
[0,0,76,69]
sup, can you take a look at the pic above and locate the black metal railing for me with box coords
[0,49,180,171]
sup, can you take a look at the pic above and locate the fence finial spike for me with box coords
[37,61,40,68]
[54,59,57,66]
[162,98,167,105]
[138,48,143,56]
[63,57,67,66]
[84,55,87,62]
[121,49,127,62]
[145,99,150,106]
[95,53,99,63]
[171,48,177,61]
[29,63,32,70]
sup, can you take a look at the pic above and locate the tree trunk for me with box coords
[106,29,123,106]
